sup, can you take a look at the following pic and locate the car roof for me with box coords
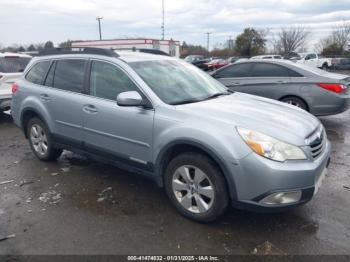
[0,52,32,58]
[31,51,175,63]
[118,51,175,62]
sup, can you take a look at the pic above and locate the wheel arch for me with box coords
[20,107,48,138]
[279,95,309,111]
[155,140,237,201]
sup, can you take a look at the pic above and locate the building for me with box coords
[71,38,180,57]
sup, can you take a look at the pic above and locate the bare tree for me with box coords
[277,26,311,54]
[315,22,350,55]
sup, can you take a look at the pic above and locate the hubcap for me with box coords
[172,165,214,214]
[285,100,302,108]
[30,124,48,156]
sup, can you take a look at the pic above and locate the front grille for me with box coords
[307,126,325,159]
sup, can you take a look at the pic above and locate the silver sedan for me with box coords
[211,60,350,116]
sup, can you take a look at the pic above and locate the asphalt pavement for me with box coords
[0,109,349,255]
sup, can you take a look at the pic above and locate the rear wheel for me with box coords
[164,153,229,222]
[281,96,308,111]
[27,118,62,161]
[321,63,328,71]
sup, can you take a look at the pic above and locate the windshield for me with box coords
[130,60,228,105]
[0,57,31,73]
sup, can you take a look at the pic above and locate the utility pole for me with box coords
[206,32,211,57]
[161,0,165,40]
[96,16,103,40]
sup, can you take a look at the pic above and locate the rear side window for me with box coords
[26,61,51,85]
[53,59,86,93]
[251,63,302,77]
[89,61,138,100]
[0,57,31,73]
[216,63,252,78]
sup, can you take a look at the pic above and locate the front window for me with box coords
[0,57,31,73]
[130,60,228,105]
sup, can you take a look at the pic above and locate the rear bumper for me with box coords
[312,95,350,116]
[0,97,11,111]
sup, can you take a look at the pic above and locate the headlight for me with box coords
[237,127,307,162]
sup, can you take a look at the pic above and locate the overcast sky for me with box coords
[0,0,349,51]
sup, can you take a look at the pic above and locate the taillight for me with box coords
[318,83,346,93]
[12,83,19,94]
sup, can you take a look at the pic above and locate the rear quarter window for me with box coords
[251,63,303,77]
[25,61,51,85]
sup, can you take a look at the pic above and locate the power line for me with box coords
[96,16,103,40]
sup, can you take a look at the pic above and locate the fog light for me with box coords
[259,191,302,205]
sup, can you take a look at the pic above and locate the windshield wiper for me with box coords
[170,90,233,105]
[202,91,232,101]
[170,98,202,105]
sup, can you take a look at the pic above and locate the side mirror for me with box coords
[117,91,143,107]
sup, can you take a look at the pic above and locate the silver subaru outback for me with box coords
[11,48,331,222]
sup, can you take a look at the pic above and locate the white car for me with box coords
[295,52,332,70]
[250,55,282,60]
[0,52,31,112]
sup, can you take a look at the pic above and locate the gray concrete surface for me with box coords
[0,109,349,255]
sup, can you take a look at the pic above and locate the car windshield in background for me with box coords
[130,60,228,105]
[0,57,31,73]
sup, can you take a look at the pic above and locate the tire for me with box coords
[321,64,328,71]
[281,96,308,111]
[164,152,229,222]
[26,117,62,161]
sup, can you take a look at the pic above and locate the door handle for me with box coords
[276,80,288,84]
[40,94,50,102]
[83,104,98,114]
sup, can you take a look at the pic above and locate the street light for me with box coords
[96,16,103,40]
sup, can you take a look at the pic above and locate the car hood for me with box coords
[177,92,320,146]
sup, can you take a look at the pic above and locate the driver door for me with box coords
[82,60,154,167]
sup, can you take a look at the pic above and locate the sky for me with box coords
[0,0,349,51]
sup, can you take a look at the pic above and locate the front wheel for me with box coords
[164,153,229,222]
[27,117,62,161]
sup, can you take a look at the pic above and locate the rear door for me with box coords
[236,62,295,99]
[304,53,317,67]
[41,58,88,147]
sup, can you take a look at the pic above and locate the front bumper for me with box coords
[229,139,331,212]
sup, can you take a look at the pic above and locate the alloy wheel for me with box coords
[172,165,214,213]
[30,124,48,156]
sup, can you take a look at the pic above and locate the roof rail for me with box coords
[38,47,119,57]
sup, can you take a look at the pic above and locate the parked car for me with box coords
[295,53,332,70]
[211,60,350,116]
[184,55,204,63]
[204,59,222,71]
[333,58,350,70]
[250,55,282,60]
[0,52,31,113]
[12,48,330,222]
[192,58,211,70]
